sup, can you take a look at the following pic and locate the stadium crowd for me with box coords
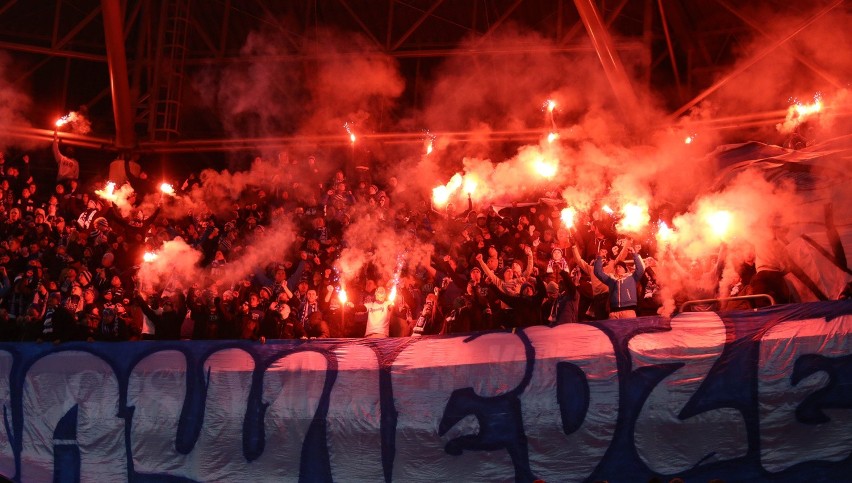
[0,134,827,343]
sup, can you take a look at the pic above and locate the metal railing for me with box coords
[681,294,776,313]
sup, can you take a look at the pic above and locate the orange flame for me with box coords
[160,183,175,195]
[706,210,732,240]
[560,207,576,228]
[546,99,556,113]
[602,205,614,215]
[533,158,558,178]
[389,285,397,303]
[656,221,673,243]
[432,186,451,207]
[338,287,348,304]
[463,176,477,195]
[616,202,649,233]
[95,181,117,201]
[143,252,158,263]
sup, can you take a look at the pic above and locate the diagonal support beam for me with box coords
[191,17,219,55]
[657,0,682,95]
[672,0,845,118]
[713,0,844,89]
[560,0,629,45]
[338,0,385,51]
[391,0,445,51]
[474,0,524,46]
[573,0,640,119]
[55,5,102,50]
[0,0,18,17]
[101,0,136,148]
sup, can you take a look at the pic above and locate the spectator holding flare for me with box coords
[53,129,80,183]
[594,245,645,319]
[362,285,394,338]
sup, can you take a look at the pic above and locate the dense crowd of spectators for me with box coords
[0,135,834,344]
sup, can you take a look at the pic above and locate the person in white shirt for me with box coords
[363,286,394,338]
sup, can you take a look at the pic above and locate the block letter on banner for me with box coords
[248,350,329,479]
[521,325,618,482]
[391,332,533,482]
[328,344,383,482]
[759,315,852,472]
[188,348,255,481]
[127,350,190,475]
[630,312,747,474]
[21,351,126,482]
[0,351,13,477]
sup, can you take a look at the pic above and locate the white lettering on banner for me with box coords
[759,315,852,472]
[129,348,329,481]
[0,351,13,478]
[185,348,255,481]
[391,333,528,482]
[630,312,747,474]
[20,351,126,482]
[252,350,328,476]
[328,344,383,482]
[522,325,619,482]
[128,350,189,474]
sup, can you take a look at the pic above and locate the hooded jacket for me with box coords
[594,253,645,311]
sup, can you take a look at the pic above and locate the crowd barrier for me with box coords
[1,301,850,482]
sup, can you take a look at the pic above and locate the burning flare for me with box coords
[463,176,477,195]
[160,183,175,196]
[706,210,733,240]
[338,287,348,304]
[547,131,559,144]
[560,207,576,228]
[54,111,92,134]
[95,181,117,201]
[432,185,451,207]
[602,205,615,215]
[546,99,556,113]
[616,202,649,233]
[656,221,673,244]
[344,122,357,144]
[777,93,823,134]
[388,285,397,303]
[533,157,558,178]
[143,252,158,263]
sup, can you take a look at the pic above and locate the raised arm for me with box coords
[593,251,613,284]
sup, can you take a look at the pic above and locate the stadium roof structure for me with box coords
[0,0,848,154]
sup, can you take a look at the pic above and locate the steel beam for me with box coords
[713,0,844,89]
[337,0,385,51]
[572,0,640,118]
[101,0,136,148]
[55,5,102,50]
[0,40,106,62]
[0,0,18,17]
[391,0,445,51]
[657,0,682,96]
[473,0,524,46]
[672,0,845,118]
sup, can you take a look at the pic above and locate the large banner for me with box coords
[1,301,851,482]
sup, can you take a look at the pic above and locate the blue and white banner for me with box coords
[1,301,851,482]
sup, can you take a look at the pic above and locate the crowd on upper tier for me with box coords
[0,135,849,343]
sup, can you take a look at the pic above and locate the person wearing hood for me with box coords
[594,245,645,319]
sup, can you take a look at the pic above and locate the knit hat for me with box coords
[260,286,273,299]
[78,270,92,286]
[545,281,559,295]
[94,217,109,231]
